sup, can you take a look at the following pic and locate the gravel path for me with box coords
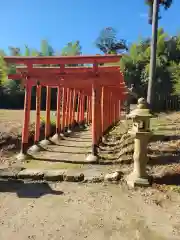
[0,181,180,240]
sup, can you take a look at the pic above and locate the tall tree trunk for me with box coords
[147,0,159,109]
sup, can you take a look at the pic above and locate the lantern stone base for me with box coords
[126,172,151,188]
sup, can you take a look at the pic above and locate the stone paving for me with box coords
[0,166,123,183]
[29,127,92,165]
[0,126,124,182]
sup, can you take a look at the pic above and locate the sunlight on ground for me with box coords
[23,159,84,170]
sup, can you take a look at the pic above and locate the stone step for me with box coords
[0,167,123,183]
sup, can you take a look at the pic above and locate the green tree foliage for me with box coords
[120,28,180,110]
[40,40,54,56]
[9,46,21,56]
[0,40,83,108]
[171,62,180,94]
[61,41,82,67]
[0,55,7,95]
[0,33,179,111]
[0,50,7,84]
[24,45,30,56]
[95,27,128,54]
[61,41,82,56]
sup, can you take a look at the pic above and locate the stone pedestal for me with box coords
[126,132,152,188]
[126,97,153,188]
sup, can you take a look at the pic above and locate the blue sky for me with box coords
[0,0,179,55]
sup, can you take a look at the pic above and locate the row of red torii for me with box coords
[4,55,128,162]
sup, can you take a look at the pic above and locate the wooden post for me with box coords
[65,88,70,130]
[118,100,121,119]
[29,83,42,153]
[96,87,101,142]
[79,91,85,127]
[56,86,61,134]
[86,96,90,125]
[108,91,111,127]
[71,89,76,128]
[35,84,41,144]
[40,86,51,146]
[113,96,116,124]
[92,84,98,154]
[45,86,51,138]
[115,98,118,122]
[61,87,67,134]
[104,88,108,131]
[17,78,32,160]
[86,82,98,162]
[51,86,62,142]
[101,86,105,134]
[81,92,85,124]
[116,98,119,122]
[67,88,73,132]
[110,92,112,125]
[79,92,82,123]
[89,96,92,123]
[77,91,81,124]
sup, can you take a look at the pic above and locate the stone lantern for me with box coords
[126,97,153,187]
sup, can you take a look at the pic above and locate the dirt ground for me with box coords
[0,181,180,240]
[1,110,180,239]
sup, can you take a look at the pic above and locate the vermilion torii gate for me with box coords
[4,55,127,163]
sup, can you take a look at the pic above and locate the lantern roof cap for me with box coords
[128,98,153,118]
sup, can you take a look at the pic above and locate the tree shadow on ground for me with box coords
[153,173,180,186]
[150,134,180,142]
[30,156,119,165]
[42,149,91,154]
[148,155,180,166]
[155,127,180,131]
[61,138,91,142]
[49,144,89,148]
[0,179,63,198]
[30,157,93,164]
